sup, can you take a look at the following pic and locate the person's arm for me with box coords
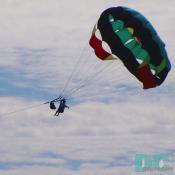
[65,105,69,109]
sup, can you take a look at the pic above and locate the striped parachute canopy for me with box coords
[89,6,171,89]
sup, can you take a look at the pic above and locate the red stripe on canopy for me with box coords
[137,64,157,89]
[89,34,110,60]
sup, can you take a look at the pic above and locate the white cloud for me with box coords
[0,0,175,174]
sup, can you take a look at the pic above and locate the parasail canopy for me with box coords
[89,6,171,89]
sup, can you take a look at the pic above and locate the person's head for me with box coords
[62,99,66,103]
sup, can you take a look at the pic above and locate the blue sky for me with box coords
[0,0,175,174]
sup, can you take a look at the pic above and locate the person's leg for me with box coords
[54,111,58,116]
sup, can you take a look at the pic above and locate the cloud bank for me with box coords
[0,0,175,174]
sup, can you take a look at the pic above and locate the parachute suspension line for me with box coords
[67,73,142,103]
[61,26,134,100]
[65,63,115,99]
[64,62,114,99]
[69,72,138,102]
[65,60,115,99]
[44,96,62,104]
[64,57,129,98]
[61,40,118,98]
[64,59,127,100]
[64,58,119,101]
[61,49,94,97]
[59,43,90,98]
[68,89,128,102]
[67,90,119,102]
[72,50,93,81]
[0,103,45,118]
[66,61,138,101]
[63,58,103,95]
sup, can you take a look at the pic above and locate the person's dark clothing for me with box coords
[54,99,69,116]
